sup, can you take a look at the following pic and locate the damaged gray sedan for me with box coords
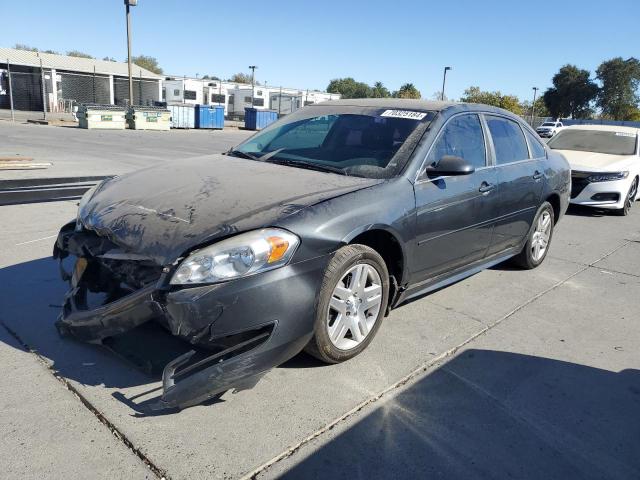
[54,99,570,410]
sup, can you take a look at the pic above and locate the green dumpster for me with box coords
[126,106,171,131]
[77,104,126,130]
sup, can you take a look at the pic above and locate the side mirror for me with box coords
[425,155,475,177]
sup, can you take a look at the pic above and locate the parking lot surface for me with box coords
[0,122,639,479]
[0,121,251,179]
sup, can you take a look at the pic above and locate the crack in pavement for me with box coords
[0,319,169,480]
[0,240,632,480]
[241,240,633,480]
[588,265,640,279]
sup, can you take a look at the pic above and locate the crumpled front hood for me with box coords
[79,154,380,264]
[556,149,635,172]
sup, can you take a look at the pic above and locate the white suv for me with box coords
[536,121,563,138]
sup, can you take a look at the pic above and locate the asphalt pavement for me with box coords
[0,122,638,479]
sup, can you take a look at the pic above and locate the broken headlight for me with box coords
[170,228,300,285]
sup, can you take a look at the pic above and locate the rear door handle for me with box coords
[533,170,543,180]
[479,182,495,194]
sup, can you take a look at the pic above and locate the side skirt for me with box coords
[394,247,522,307]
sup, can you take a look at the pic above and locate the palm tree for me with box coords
[395,83,421,99]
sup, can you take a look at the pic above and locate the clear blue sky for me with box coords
[4,0,639,100]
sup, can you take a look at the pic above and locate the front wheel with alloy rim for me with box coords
[305,244,389,364]
[614,177,638,216]
[512,201,555,270]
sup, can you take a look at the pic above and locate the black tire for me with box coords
[512,201,555,270]
[305,244,389,364]
[613,177,638,217]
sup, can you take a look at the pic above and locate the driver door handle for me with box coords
[533,170,543,180]
[479,182,495,194]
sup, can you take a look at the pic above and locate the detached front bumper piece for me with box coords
[54,221,327,410]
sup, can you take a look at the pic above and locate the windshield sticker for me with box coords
[380,110,427,120]
[615,132,636,137]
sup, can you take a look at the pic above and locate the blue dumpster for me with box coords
[195,105,225,129]
[245,108,278,130]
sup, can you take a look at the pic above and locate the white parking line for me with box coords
[15,234,57,246]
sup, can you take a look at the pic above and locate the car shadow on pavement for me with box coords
[0,257,161,395]
[566,204,611,217]
[0,256,325,415]
[275,349,640,480]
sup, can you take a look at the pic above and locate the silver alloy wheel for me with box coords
[327,263,383,350]
[531,210,552,262]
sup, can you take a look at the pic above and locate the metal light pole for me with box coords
[125,0,137,106]
[441,66,452,101]
[531,87,539,125]
[249,65,257,106]
[7,58,15,122]
[40,57,47,120]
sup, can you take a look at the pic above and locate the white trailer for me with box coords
[163,78,205,105]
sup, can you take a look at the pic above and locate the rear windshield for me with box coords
[548,129,637,155]
[231,106,435,178]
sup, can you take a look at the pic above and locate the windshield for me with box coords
[231,106,435,178]
[548,129,637,155]
[541,122,556,127]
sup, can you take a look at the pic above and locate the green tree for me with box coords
[102,56,116,62]
[327,78,372,98]
[131,55,163,74]
[394,83,421,99]
[521,97,550,119]
[42,49,59,54]
[460,86,522,115]
[371,81,391,98]
[14,43,38,51]
[67,50,94,59]
[202,75,221,81]
[498,95,522,115]
[229,72,252,84]
[542,65,598,119]
[628,108,640,121]
[596,57,640,120]
[460,86,500,106]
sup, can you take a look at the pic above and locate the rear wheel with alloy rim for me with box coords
[512,201,555,269]
[614,177,638,216]
[305,244,389,363]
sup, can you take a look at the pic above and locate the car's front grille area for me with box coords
[57,226,164,308]
[571,171,591,199]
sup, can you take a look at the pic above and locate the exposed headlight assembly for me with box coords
[171,228,300,285]
[587,171,629,183]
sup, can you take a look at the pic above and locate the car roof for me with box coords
[563,124,640,134]
[315,98,456,110]
[313,98,521,117]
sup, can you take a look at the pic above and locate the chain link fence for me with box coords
[114,72,159,106]
[0,59,160,121]
[520,116,550,129]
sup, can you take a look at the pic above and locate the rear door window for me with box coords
[524,129,546,158]
[485,116,530,164]
[425,114,486,169]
